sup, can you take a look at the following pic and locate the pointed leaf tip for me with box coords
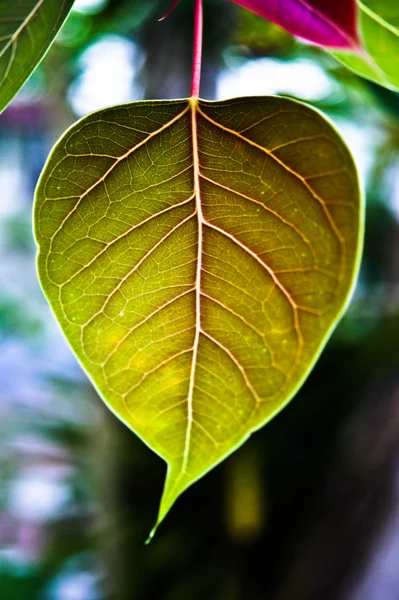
[145,466,186,543]
[145,528,156,545]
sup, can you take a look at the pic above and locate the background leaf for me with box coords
[331,0,399,91]
[231,0,359,48]
[0,0,75,113]
[34,96,362,531]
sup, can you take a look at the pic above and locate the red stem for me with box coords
[190,0,203,97]
[159,0,182,21]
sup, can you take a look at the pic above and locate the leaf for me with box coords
[0,0,75,113]
[231,0,359,48]
[34,97,362,533]
[331,0,399,91]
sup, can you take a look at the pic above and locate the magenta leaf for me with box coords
[232,0,359,49]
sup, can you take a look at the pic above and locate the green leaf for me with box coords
[0,0,75,113]
[34,97,362,533]
[331,0,399,91]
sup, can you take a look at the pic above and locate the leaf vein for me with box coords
[46,105,190,248]
[197,105,346,259]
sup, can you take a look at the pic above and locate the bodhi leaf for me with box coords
[0,0,75,113]
[231,0,359,48]
[34,96,362,533]
[332,0,399,91]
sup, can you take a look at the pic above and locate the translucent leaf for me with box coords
[332,0,399,91]
[34,97,363,532]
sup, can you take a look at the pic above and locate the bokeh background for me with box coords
[1,1,399,599]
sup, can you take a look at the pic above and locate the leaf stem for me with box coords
[190,0,203,98]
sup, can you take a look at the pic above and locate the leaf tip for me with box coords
[144,526,157,545]
[144,492,175,544]
[146,463,191,540]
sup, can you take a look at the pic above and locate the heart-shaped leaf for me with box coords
[332,0,399,91]
[34,97,362,532]
[232,0,359,48]
[0,0,75,113]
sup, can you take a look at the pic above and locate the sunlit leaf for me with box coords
[332,0,399,91]
[34,97,362,532]
[231,0,359,48]
[0,0,75,113]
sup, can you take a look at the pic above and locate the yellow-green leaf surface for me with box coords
[0,0,75,113]
[34,97,362,532]
[332,0,399,91]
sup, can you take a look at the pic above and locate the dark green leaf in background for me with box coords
[34,96,362,532]
[0,0,75,113]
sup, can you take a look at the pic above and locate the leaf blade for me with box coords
[0,0,75,113]
[34,97,363,531]
[331,0,399,90]
[231,0,359,48]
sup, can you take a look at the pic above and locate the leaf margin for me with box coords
[0,0,75,113]
[33,95,365,539]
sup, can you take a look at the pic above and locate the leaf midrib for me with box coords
[178,98,309,483]
[181,97,202,476]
